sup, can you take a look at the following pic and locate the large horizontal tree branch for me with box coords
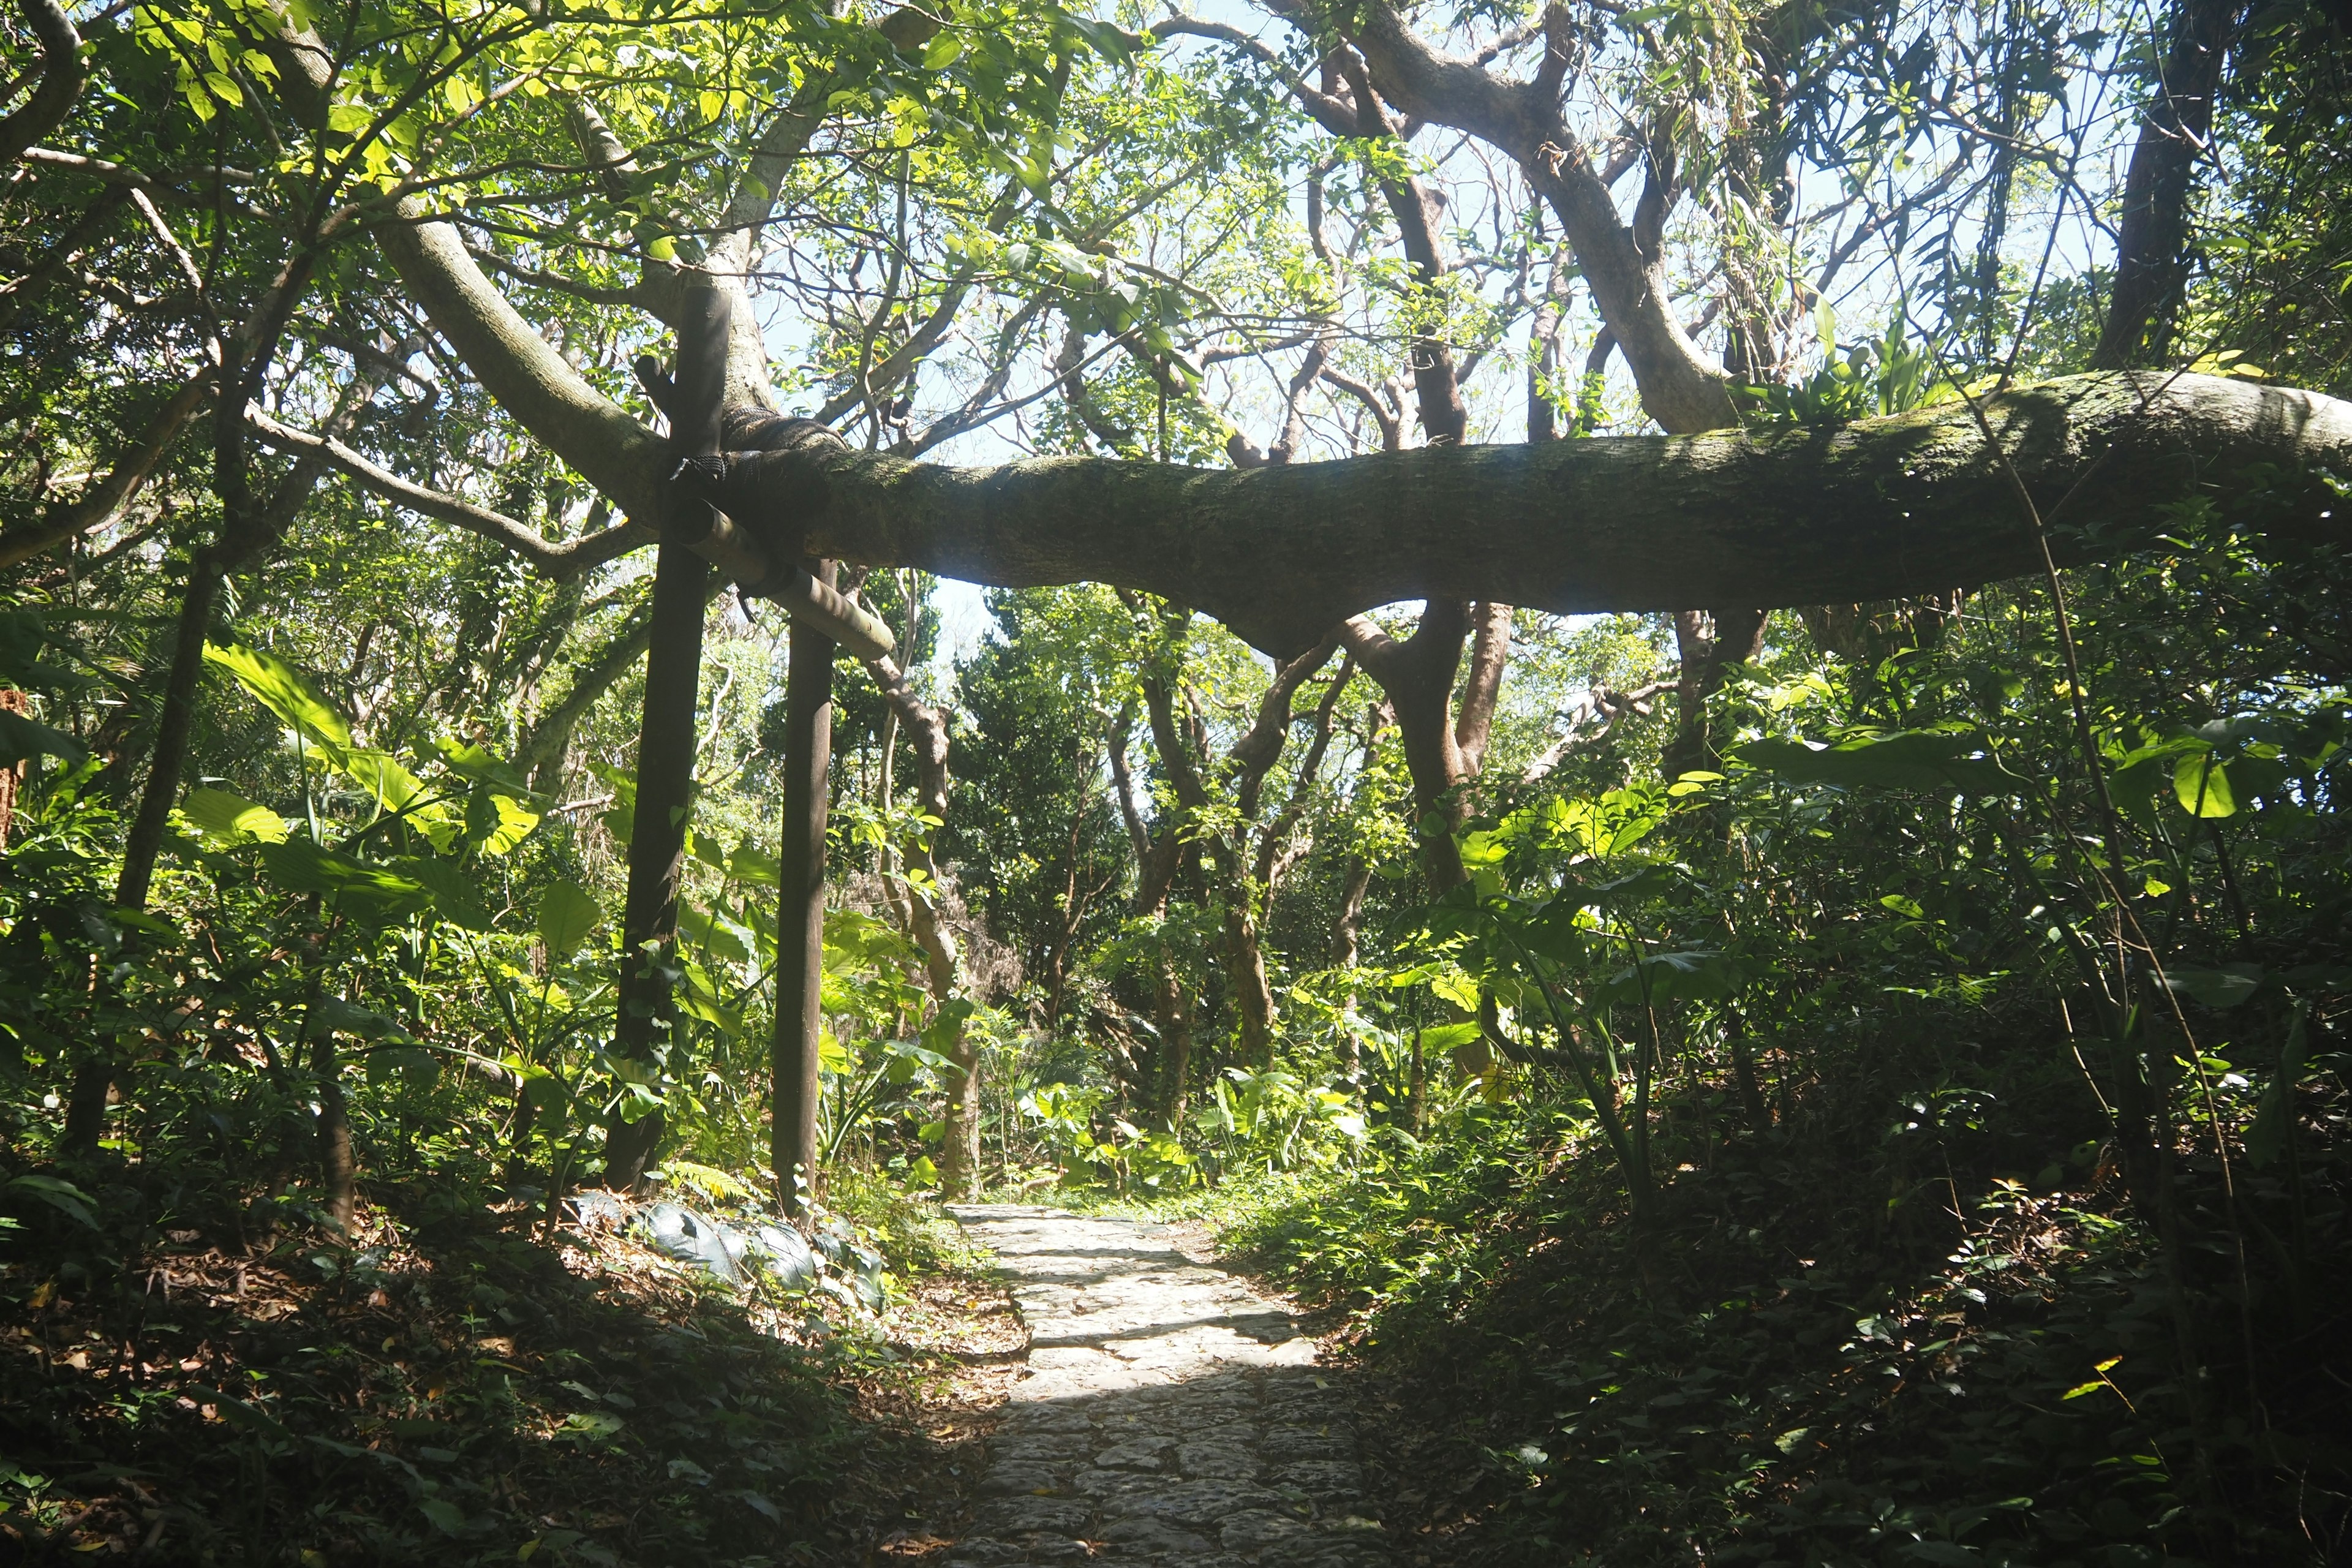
[683,372,2352,657]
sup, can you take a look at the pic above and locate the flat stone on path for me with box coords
[943,1205,1389,1568]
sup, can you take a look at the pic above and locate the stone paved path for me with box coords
[942,1205,1388,1568]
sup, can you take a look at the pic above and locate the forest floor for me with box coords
[0,1180,1031,1564]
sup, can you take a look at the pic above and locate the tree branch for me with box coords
[1,0,83,165]
[0,366,212,569]
[682,372,2352,657]
[243,406,647,578]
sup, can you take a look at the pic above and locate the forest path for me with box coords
[940,1205,1388,1567]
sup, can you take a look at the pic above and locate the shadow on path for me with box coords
[943,1205,1388,1568]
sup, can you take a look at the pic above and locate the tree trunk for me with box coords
[369,203,2350,655]
[600,539,709,1189]
[604,277,728,1191]
[1155,961,1194,1128]
[1663,608,1768,780]
[311,1023,356,1231]
[688,373,2352,660]
[772,568,836,1215]
[2094,0,2245,369]
[59,548,229,1156]
[862,638,980,1196]
[1340,604,1473,890]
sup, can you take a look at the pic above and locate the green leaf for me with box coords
[204,642,353,750]
[1415,1021,1485,1052]
[415,1496,468,1534]
[1733,728,2011,794]
[521,1071,567,1115]
[2165,962,2264,1009]
[537,880,604,957]
[2172,751,2237,817]
[181,786,288,844]
[678,900,750,965]
[434,737,537,798]
[312,996,400,1039]
[1607,948,1741,1004]
[339,746,432,819]
[477,790,539,855]
[255,838,428,912]
[391,856,492,931]
[0,708,85,766]
[920,31,964,68]
[6,1173,99,1229]
[187,1386,292,1443]
[2247,1006,2310,1169]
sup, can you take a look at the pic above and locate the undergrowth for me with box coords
[1193,998,2352,1567]
[0,1158,991,1565]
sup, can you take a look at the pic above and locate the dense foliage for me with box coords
[6,0,2352,1559]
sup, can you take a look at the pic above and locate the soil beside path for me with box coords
[940,1204,1389,1568]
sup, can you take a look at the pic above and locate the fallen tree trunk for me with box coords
[372,198,2346,658]
[687,373,2350,657]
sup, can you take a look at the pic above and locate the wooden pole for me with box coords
[773,568,835,1215]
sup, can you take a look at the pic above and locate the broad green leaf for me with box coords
[2165,963,2264,1009]
[204,642,352,750]
[7,1173,99,1229]
[434,737,536,797]
[182,786,288,844]
[312,996,401,1038]
[340,747,431,816]
[1415,1022,1485,1052]
[2172,752,2236,817]
[538,880,603,957]
[1733,728,2011,794]
[480,791,540,855]
[256,838,427,911]
[397,856,493,930]
[728,839,782,884]
[678,901,751,965]
[0,708,85,766]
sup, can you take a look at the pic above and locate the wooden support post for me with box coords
[601,273,725,1190]
[773,571,835,1215]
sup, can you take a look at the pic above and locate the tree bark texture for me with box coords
[862,646,981,1196]
[370,209,2348,656]
[0,0,85,167]
[2093,0,2246,369]
[600,540,707,1189]
[690,373,2349,660]
[603,278,726,1191]
[1664,608,1768,779]
[1341,604,1473,889]
[772,568,835,1215]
